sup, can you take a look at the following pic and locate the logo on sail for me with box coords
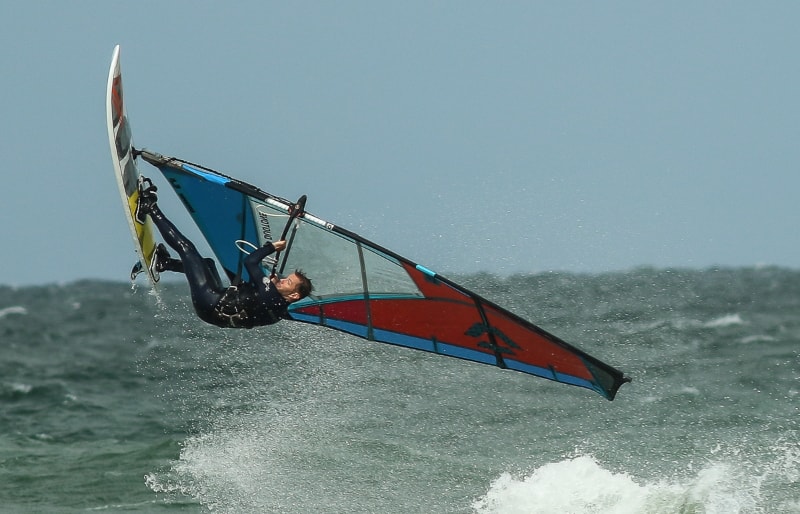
[465,323,520,356]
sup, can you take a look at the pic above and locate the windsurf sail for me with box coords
[139,150,630,400]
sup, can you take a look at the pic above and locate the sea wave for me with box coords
[704,313,745,328]
[471,449,796,514]
[0,305,27,318]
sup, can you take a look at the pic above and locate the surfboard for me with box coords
[106,45,160,287]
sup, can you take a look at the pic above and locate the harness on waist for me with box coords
[214,285,251,328]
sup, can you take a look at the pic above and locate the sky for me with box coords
[1,1,798,286]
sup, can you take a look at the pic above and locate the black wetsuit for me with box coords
[148,203,289,328]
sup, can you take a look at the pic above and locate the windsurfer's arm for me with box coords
[243,240,286,282]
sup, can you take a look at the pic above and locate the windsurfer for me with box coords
[134,178,313,328]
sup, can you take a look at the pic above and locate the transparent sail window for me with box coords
[279,219,421,300]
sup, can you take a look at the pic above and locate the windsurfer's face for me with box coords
[273,273,302,302]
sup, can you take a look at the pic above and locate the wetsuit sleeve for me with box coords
[243,242,276,283]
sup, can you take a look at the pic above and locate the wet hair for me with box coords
[293,269,313,299]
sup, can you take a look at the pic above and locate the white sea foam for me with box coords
[740,334,776,344]
[669,313,747,331]
[704,313,744,328]
[472,455,655,513]
[472,454,766,514]
[10,383,33,394]
[0,305,27,318]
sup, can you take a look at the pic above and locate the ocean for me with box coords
[0,267,797,513]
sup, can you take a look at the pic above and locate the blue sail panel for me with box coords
[157,164,259,280]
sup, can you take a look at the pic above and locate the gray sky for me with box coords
[2,1,798,286]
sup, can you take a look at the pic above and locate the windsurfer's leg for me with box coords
[137,185,224,317]
[153,245,221,290]
[153,244,184,273]
[203,258,224,291]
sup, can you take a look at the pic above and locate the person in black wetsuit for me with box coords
[134,178,313,328]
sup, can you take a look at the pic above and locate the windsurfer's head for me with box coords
[274,269,313,303]
[292,269,313,299]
